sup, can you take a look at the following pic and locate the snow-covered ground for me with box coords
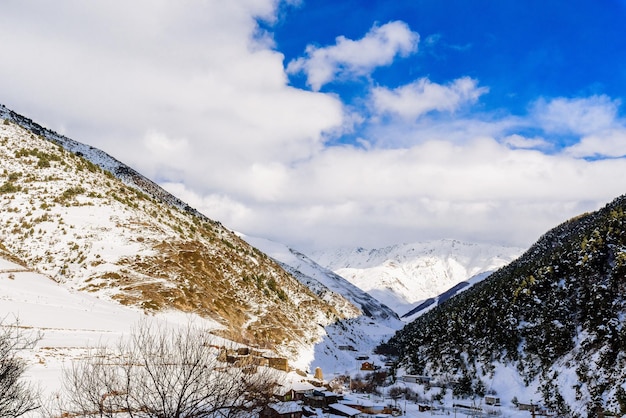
[340,383,544,418]
[1,244,399,407]
[0,250,577,417]
[0,256,222,401]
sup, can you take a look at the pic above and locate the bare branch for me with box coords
[0,315,42,417]
[59,320,282,418]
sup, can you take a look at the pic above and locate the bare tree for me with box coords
[61,321,280,417]
[0,316,41,417]
[59,345,127,418]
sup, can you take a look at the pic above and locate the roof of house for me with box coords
[273,385,292,396]
[341,395,374,408]
[269,401,302,414]
[292,381,317,392]
[328,403,361,417]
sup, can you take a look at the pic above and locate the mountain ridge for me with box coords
[241,234,400,324]
[384,195,626,416]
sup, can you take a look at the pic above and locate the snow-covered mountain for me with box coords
[0,104,361,365]
[311,239,524,316]
[0,104,403,404]
[385,195,626,416]
[240,234,400,324]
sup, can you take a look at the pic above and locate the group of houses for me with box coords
[262,379,403,418]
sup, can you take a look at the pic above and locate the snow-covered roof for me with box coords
[341,395,374,408]
[274,385,292,396]
[328,403,361,416]
[269,401,302,414]
[292,381,318,392]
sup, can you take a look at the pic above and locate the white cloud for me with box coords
[565,128,626,158]
[1,2,625,254]
[533,95,620,135]
[529,95,626,158]
[163,137,626,251]
[286,21,419,91]
[0,0,344,191]
[502,134,551,150]
[371,77,488,119]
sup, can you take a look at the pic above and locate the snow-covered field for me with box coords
[0,255,222,400]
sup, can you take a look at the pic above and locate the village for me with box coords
[227,346,557,418]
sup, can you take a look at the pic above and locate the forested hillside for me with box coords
[384,195,626,416]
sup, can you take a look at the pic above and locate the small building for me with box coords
[303,390,340,408]
[292,381,317,401]
[273,385,296,402]
[262,402,302,418]
[402,375,431,384]
[360,361,375,371]
[518,402,538,411]
[328,403,361,417]
[341,396,392,415]
[485,395,501,406]
[418,403,432,412]
[341,395,374,412]
[267,357,289,372]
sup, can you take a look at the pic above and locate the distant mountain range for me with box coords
[311,240,524,317]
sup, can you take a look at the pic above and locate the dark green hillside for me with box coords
[384,195,626,416]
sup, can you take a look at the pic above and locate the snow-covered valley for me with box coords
[4,104,626,417]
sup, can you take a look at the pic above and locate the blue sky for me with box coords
[277,0,626,104]
[273,0,626,149]
[1,1,626,251]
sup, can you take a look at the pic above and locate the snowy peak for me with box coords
[313,239,521,270]
[311,239,524,316]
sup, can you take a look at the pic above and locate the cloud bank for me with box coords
[1,1,625,252]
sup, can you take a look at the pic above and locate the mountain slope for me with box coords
[0,254,215,398]
[384,195,626,417]
[239,235,404,375]
[400,270,493,321]
[0,105,355,361]
[312,240,523,316]
[241,234,400,324]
